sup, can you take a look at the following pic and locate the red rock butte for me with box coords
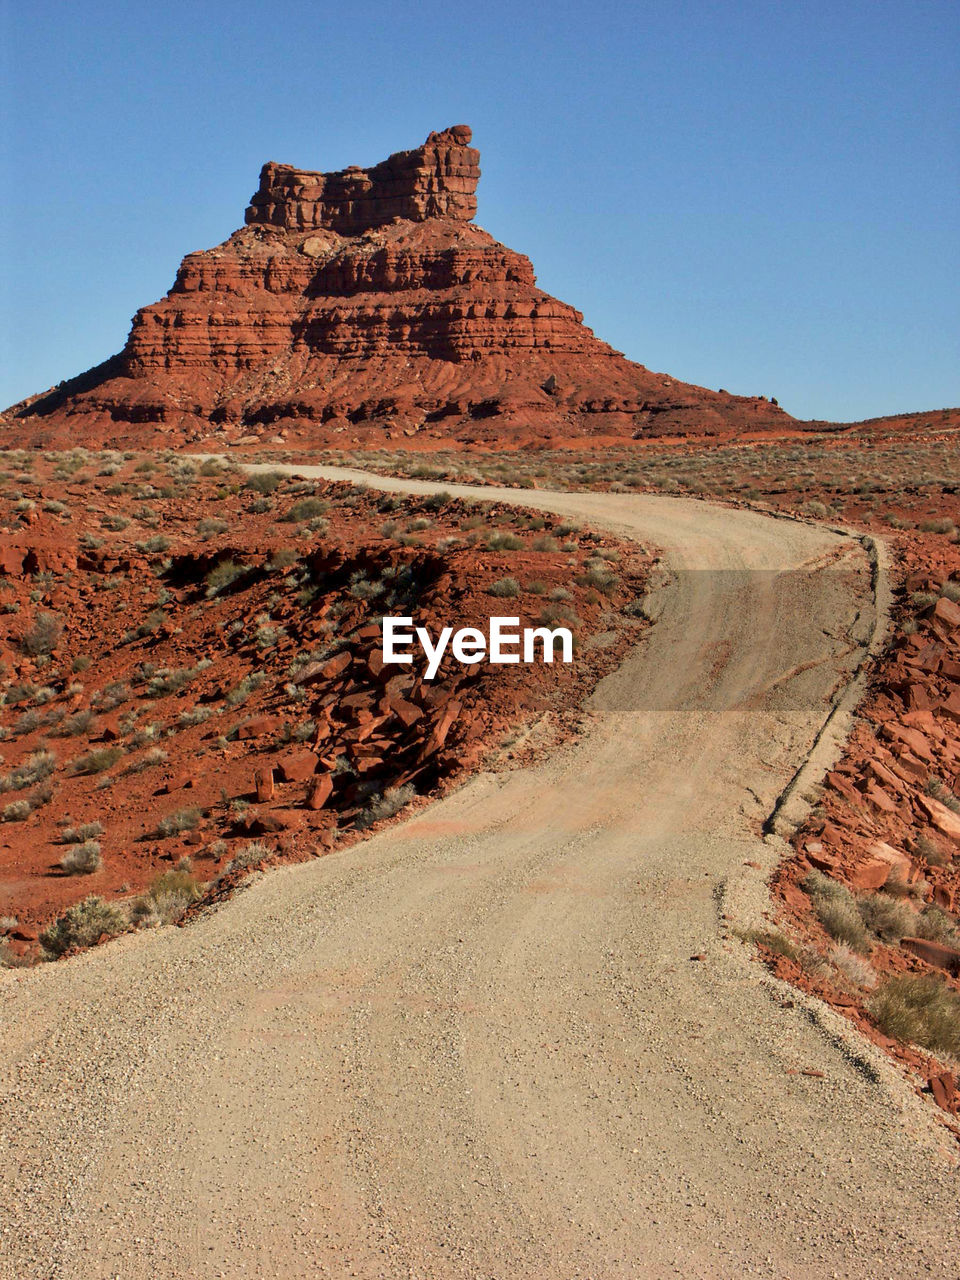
[8,125,792,447]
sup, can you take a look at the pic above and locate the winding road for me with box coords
[2,474,957,1279]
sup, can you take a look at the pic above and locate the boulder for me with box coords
[305,774,334,811]
[276,751,318,784]
[900,937,960,977]
[917,794,960,845]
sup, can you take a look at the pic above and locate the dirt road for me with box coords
[2,475,957,1279]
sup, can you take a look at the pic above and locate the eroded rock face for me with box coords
[245,125,480,231]
[8,126,792,447]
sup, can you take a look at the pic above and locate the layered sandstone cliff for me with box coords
[8,126,791,447]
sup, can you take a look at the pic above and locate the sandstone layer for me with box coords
[7,126,790,448]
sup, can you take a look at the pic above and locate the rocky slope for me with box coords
[7,126,791,449]
[0,449,649,954]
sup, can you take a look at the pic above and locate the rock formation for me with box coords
[8,126,791,447]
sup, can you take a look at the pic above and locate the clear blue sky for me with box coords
[2,0,957,421]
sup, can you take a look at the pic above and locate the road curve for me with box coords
[2,475,957,1280]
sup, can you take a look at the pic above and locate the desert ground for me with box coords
[3,469,958,1279]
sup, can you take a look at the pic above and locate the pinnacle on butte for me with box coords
[9,125,791,447]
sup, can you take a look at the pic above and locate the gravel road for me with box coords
[2,475,957,1279]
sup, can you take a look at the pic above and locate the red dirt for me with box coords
[0,452,650,954]
[765,527,960,1123]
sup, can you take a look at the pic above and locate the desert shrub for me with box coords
[146,664,203,697]
[536,603,581,631]
[926,777,960,814]
[139,534,171,554]
[254,624,285,649]
[348,571,385,601]
[488,576,520,597]
[857,893,915,943]
[60,840,102,875]
[871,974,960,1056]
[739,927,802,961]
[356,783,416,830]
[21,612,62,657]
[828,943,878,988]
[4,681,38,707]
[198,517,229,538]
[54,708,96,737]
[224,840,273,873]
[155,807,201,837]
[283,497,329,523]
[123,609,167,643]
[61,821,105,842]
[0,750,57,793]
[224,671,266,707]
[71,746,123,775]
[177,707,213,728]
[101,514,130,531]
[914,833,951,868]
[123,746,168,774]
[575,565,620,595]
[2,799,33,822]
[803,871,872,953]
[531,535,561,552]
[805,500,828,518]
[485,532,524,551]
[266,548,299,572]
[94,680,132,710]
[125,723,160,748]
[130,869,204,927]
[13,709,44,736]
[421,491,452,512]
[912,906,960,946]
[41,895,127,955]
[204,559,249,598]
[918,518,956,535]
[246,470,285,495]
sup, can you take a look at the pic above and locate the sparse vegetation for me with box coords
[59,840,103,875]
[224,840,273,874]
[61,822,105,843]
[71,746,123,775]
[155,807,201,838]
[283,497,329,523]
[803,871,872,953]
[246,470,285,495]
[129,869,204,927]
[356,783,416,830]
[204,558,250,597]
[20,612,63,657]
[871,974,960,1056]
[40,896,127,956]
